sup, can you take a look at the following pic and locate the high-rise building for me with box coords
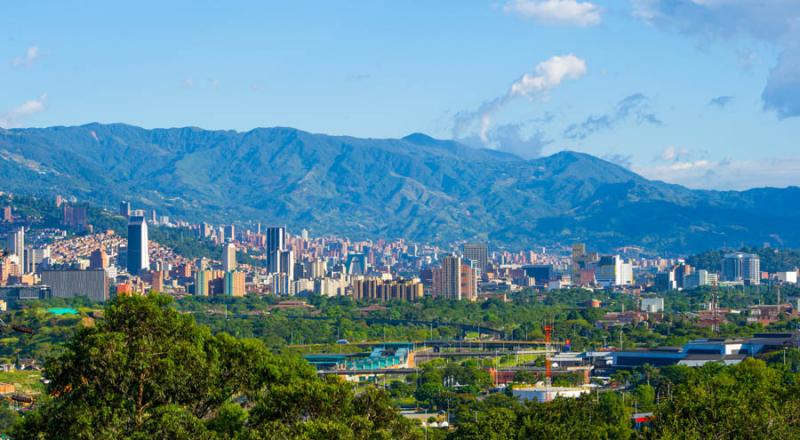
[195,270,211,296]
[127,216,149,276]
[596,255,634,288]
[7,227,24,273]
[463,243,489,276]
[224,225,235,242]
[310,258,327,278]
[346,253,369,275]
[266,226,286,272]
[222,243,237,272]
[119,201,131,218]
[722,252,760,285]
[279,249,295,281]
[62,205,88,230]
[224,271,246,297]
[433,255,463,300]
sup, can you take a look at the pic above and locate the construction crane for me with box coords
[0,317,35,335]
[544,323,553,387]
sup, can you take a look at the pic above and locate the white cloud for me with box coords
[510,54,587,97]
[12,46,40,68]
[504,0,602,26]
[454,54,587,144]
[0,94,48,128]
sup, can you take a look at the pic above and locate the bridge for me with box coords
[415,349,550,360]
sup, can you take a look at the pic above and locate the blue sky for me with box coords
[2,0,799,190]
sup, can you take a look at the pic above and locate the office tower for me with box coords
[522,264,554,287]
[279,249,295,281]
[463,243,489,275]
[89,248,109,269]
[596,255,634,288]
[127,216,149,276]
[655,271,676,291]
[266,226,286,272]
[119,201,131,217]
[266,227,286,264]
[301,228,309,241]
[224,225,235,242]
[722,252,760,285]
[41,269,110,302]
[346,253,368,275]
[7,227,24,272]
[674,263,694,289]
[222,243,237,272]
[434,255,462,300]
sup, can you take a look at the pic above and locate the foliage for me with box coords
[11,294,419,439]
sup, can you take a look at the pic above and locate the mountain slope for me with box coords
[1,123,798,253]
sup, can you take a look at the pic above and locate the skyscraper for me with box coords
[224,224,235,242]
[222,243,237,272]
[119,201,131,218]
[278,249,295,281]
[433,255,462,300]
[127,216,149,276]
[7,227,24,273]
[463,243,488,276]
[722,253,760,285]
[266,226,286,272]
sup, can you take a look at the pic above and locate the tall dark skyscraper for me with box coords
[266,226,286,272]
[127,215,149,276]
[119,201,131,218]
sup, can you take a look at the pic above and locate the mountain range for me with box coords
[1,123,799,253]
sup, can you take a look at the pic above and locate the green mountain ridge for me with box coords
[1,123,799,253]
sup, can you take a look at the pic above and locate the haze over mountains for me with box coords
[1,123,798,253]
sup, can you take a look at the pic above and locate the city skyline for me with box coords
[2,1,800,190]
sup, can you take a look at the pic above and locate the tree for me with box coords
[13,294,419,439]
